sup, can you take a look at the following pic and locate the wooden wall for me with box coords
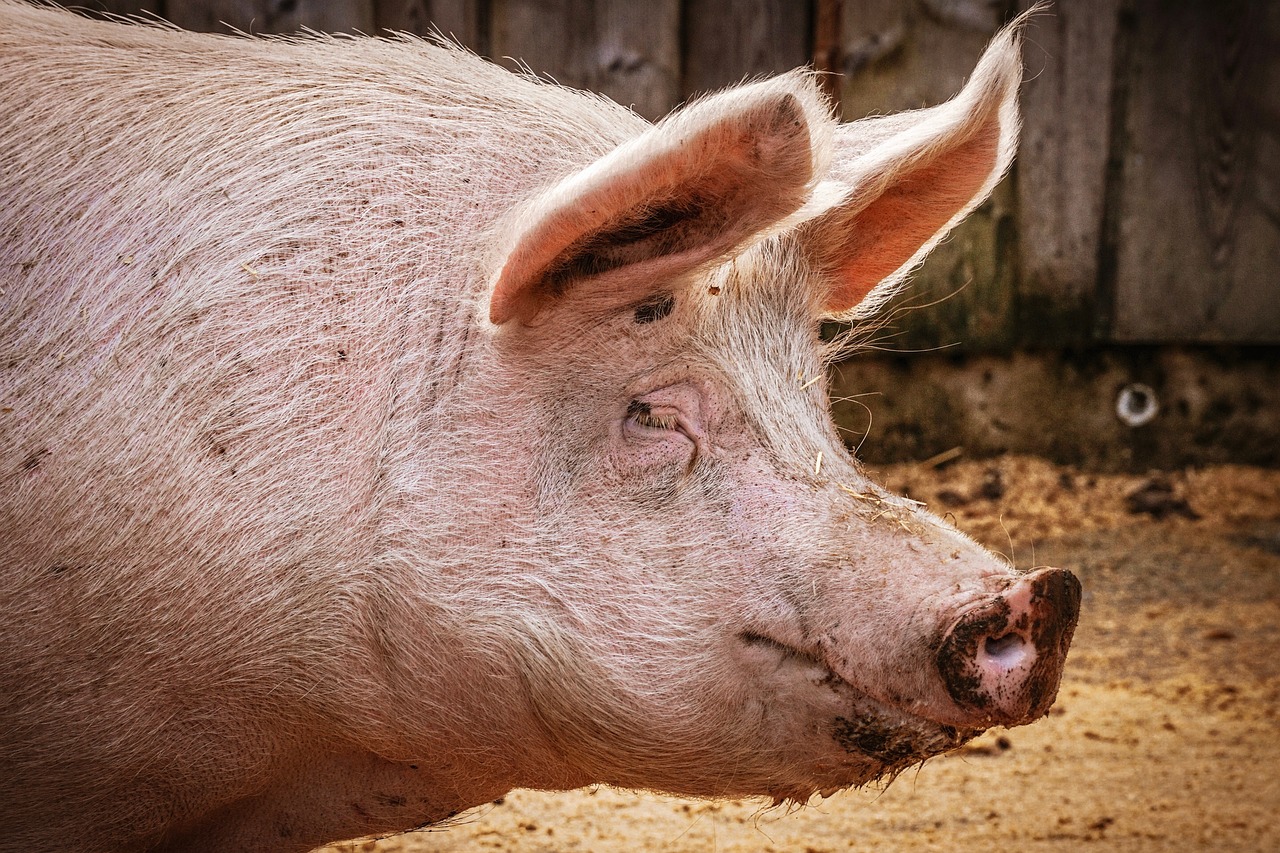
[64,0,1280,347]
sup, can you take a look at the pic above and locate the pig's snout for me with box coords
[936,567,1081,726]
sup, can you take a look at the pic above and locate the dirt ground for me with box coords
[322,456,1280,853]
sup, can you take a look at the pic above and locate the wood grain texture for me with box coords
[490,0,678,120]
[374,0,485,50]
[1110,0,1280,342]
[165,0,374,34]
[682,0,811,98]
[1014,0,1117,339]
[813,0,844,108]
[839,0,1000,118]
[71,0,163,17]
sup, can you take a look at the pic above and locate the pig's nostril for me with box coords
[981,632,1026,668]
[939,567,1081,724]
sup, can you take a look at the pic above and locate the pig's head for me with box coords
[430,19,1078,804]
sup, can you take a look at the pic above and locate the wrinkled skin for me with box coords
[0,3,1077,851]
[453,247,1042,800]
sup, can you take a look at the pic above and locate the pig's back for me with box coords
[0,0,645,802]
[0,2,648,837]
[0,0,643,576]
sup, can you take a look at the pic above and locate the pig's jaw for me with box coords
[735,629,982,800]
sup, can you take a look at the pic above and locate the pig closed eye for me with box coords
[621,387,703,463]
[626,400,679,431]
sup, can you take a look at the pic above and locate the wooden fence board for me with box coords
[373,0,485,50]
[1014,0,1117,341]
[593,1,680,120]
[165,0,374,34]
[1111,0,1280,342]
[682,0,810,98]
[839,0,1000,118]
[490,0,678,121]
[76,0,163,18]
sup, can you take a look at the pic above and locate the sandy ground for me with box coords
[321,457,1280,853]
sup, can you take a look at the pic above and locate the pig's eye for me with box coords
[633,293,675,324]
[626,400,679,431]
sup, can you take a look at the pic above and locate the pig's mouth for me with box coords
[738,567,1079,798]
[738,631,981,790]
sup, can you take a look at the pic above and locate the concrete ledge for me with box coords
[829,347,1280,471]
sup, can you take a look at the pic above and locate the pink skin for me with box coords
[424,257,1080,806]
[0,5,1077,851]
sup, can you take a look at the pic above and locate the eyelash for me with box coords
[627,400,678,431]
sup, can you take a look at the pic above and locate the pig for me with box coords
[0,2,1079,851]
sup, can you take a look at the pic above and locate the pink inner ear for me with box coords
[820,115,1001,315]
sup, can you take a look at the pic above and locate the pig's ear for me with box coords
[488,75,831,325]
[803,21,1024,318]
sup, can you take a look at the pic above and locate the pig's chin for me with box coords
[738,632,981,798]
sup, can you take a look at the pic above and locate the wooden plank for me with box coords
[813,0,844,108]
[593,2,680,120]
[165,0,374,35]
[489,0,581,79]
[1110,0,1280,342]
[1014,1,1117,343]
[682,0,811,98]
[490,0,678,121]
[839,0,1001,118]
[836,0,1017,351]
[68,0,163,18]
[374,0,485,50]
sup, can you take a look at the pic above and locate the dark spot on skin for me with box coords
[337,348,348,361]
[819,670,843,689]
[20,448,49,472]
[374,792,407,808]
[708,285,721,296]
[278,825,293,838]
[350,802,371,821]
[611,201,703,245]
[47,563,72,575]
[633,292,675,324]
[408,764,419,770]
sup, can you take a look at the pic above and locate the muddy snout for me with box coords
[936,567,1081,726]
